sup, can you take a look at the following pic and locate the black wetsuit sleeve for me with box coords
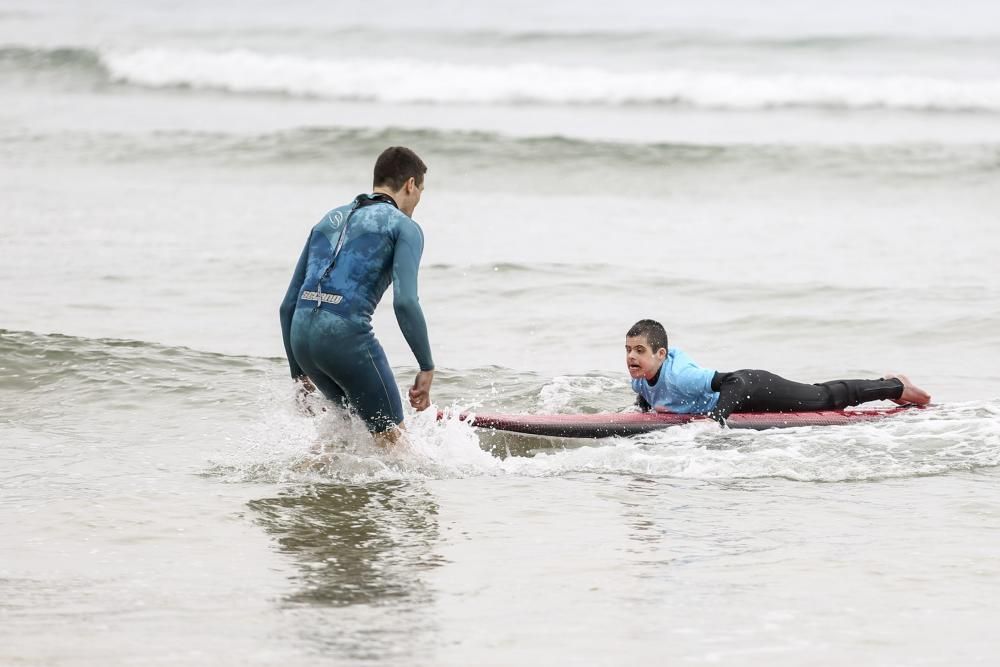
[392,222,434,371]
[634,393,651,412]
[279,234,310,379]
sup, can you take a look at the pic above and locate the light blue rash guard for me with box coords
[279,195,433,378]
[631,348,720,414]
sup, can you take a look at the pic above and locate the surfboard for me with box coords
[442,406,917,438]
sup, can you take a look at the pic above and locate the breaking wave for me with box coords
[4,44,1000,112]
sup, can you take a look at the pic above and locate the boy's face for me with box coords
[625,335,667,381]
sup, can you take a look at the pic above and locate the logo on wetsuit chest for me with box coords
[301,290,343,305]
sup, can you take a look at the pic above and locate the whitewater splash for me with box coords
[218,382,1000,486]
[101,48,1000,111]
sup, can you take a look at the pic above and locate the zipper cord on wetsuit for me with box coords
[312,194,399,309]
[313,199,361,309]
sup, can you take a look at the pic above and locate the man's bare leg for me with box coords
[885,373,932,406]
[374,422,410,449]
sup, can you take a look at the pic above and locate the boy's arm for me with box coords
[634,394,652,412]
[674,365,716,396]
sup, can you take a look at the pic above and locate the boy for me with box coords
[625,319,930,425]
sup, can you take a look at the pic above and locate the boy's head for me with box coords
[625,319,668,381]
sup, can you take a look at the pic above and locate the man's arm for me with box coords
[391,222,434,410]
[279,235,310,380]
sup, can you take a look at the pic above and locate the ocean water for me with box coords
[2,1,1000,664]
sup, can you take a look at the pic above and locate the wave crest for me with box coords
[94,47,1000,112]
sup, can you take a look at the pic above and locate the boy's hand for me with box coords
[409,370,434,411]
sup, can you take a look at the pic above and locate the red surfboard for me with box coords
[440,406,918,438]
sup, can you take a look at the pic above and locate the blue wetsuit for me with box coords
[279,193,433,432]
[631,348,720,414]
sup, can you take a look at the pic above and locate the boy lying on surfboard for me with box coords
[626,319,930,425]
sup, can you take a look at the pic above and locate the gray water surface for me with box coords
[3,1,1000,664]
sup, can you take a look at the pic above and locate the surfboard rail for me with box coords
[438,406,919,438]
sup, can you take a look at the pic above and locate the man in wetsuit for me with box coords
[625,319,930,424]
[279,147,434,444]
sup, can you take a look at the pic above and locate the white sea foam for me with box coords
[499,402,1000,482]
[215,377,502,484]
[102,48,1000,111]
[223,388,1000,485]
[537,375,624,413]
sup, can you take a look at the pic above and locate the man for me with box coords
[279,147,434,444]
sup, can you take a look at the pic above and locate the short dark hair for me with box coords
[373,146,427,191]
[627,319,668,352]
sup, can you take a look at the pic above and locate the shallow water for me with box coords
[3,1,1000,664]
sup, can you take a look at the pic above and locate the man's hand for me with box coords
[408,370,434,412]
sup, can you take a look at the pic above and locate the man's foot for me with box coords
[374,424,409,450]
[884,373,931,406]
[292,451,340,474]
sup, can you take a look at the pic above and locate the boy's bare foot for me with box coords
[884,373,931,406]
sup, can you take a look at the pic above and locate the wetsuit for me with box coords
[631,348,720,414]
[279,193,433,432]
[633,348,904,425]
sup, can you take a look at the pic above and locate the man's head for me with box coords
[372,146,427,217]
[625,319,668,381]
